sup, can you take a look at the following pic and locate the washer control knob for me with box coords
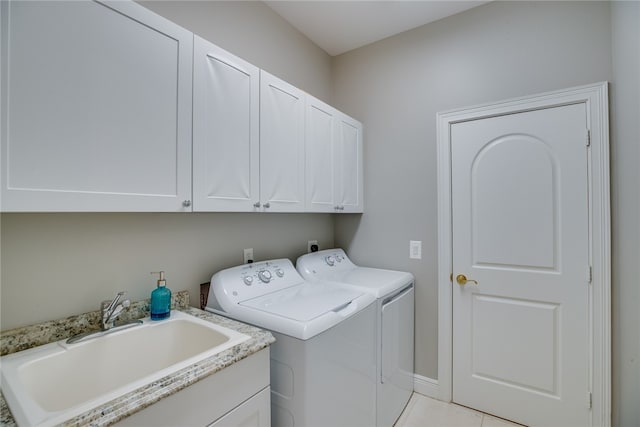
[325,256,335,266]
[243,276,253,286]
[258,270,272,283]
[275,268,285,277]
[335,254,343,262]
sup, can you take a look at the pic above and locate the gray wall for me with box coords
[0,1,334,330]
[332,1,638,425]
[141,0,332,103]
[1,213,333,329]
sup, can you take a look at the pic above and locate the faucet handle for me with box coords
[102,294,131,329]
[104,291,126,313]
[108,299,131,321]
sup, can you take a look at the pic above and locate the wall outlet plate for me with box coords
[243,248,254,264]
[308,240,318,253]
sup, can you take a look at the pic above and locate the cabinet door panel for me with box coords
[1,0,192,211]
[305,97,336,212]
[259,71,305,212]
[209,387,271,427]
[193,36,259,211]
[336,115,363,212]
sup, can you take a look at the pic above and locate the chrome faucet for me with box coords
[67,290,142,344]
[101,291,131,330]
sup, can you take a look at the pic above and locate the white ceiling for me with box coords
[264,1,490,56]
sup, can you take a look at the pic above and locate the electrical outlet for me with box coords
[243,248,254,264]
[409,240,422,259]
[308,240,318,253]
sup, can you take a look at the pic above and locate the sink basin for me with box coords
[1,311,250,426]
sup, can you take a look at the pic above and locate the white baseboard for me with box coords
[413,374,440,400]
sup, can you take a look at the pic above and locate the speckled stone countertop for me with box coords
[0,292,275,426]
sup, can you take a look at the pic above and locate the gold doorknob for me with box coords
[456,274,478,286]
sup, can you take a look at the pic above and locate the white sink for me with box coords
[1,311,250,426]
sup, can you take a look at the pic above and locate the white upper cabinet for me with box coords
[335,113,364,213]
[1,0,362,214]
[192,36,260,212]
[0,0,193,212]
[305,96,363,213]
[259,71,305,212]
[305,97,337,212]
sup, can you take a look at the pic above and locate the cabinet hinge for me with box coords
[588,391,592,409]
[586,129,591,147]
[587,266,593,284]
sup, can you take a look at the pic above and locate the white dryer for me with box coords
[297,249,415,427]
[206,258,377,427]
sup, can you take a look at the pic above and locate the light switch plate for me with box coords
[409,240,422,259]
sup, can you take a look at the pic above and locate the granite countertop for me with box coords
[0,292,275,426]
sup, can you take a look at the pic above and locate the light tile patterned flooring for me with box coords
[395,393,524,427]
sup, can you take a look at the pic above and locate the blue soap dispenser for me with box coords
[150,271,171,320]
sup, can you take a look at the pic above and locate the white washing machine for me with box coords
[206,258,377,427]
[296,248,415,427]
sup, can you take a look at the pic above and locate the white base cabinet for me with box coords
[209,387,270,427]
[115,349,270,427]
[1,0,193,212]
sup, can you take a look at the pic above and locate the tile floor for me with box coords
[394,393,524,427]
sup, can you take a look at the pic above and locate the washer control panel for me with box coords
[296,248,355,278]
[211,259,304,308]
[323,253,346,266]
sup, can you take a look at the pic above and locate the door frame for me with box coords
[436,82,610,426]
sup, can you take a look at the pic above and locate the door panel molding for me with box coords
[436,82,610,426]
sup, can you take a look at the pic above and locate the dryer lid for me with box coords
[331,267,413,292]
[240,282,363,321]
[296,249,414,298]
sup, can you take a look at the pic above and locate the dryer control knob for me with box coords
[275,268,284,277]
[325,256,335,266]
[336,254,343,262]
[243,276,254,286]
[258,270,272,283]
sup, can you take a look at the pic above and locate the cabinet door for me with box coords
[259,71,305,212]
[208,387,271,427]
[335,113,364,213]
[193,36,260,212]
[0,0,193,212]
[305,96,336,212]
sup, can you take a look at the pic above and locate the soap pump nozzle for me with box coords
[151,271,166,287]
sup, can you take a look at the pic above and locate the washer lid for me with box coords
[240,282,363,321]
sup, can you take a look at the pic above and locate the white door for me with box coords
[335,113,364,213]
[192,36,260,212]
[259,71,305,212]
[451,104,590,426]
